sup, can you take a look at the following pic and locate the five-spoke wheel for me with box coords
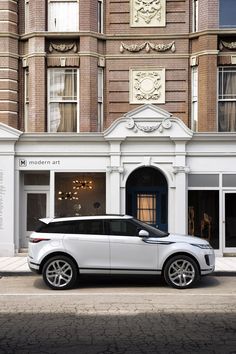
[164,255,199,289]
[42,256,78,290]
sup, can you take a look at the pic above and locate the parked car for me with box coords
[28,215,215,290]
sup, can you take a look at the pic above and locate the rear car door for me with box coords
[63,219,110,273]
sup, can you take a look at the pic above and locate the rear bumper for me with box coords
[27,257,40,274]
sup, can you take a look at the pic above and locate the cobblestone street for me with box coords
[0,275,235,354]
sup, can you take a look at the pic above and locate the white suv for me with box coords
[28,215,215,290]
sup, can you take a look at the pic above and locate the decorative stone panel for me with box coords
[129,68,165,104]
[130,0,166,27]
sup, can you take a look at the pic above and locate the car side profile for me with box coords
[28,215,215,290]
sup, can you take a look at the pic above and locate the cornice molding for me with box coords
[18,29,236,42]
[0,33,19,39]
[190,50,219,57]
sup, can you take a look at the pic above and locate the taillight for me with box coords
[29,237,50,243]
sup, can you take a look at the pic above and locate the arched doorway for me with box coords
[126,167,168,231]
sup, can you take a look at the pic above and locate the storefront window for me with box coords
[55,172,106,217]
[188,190,219,249]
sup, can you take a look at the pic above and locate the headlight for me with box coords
[191,243,213,249]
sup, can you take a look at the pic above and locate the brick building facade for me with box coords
[0,0,236,256]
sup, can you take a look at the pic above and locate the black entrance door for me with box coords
[126,167,168,231]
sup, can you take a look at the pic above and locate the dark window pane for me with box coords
[220,0,236,27]
[37,221,76,234]
[24,173,50,185]
[27,194,46,231]
[225,193,236,247]
[74,220,103,235]
[188,191,219,249]
[108,220,139,236]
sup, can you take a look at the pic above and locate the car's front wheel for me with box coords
[164,255,200,289]
[42,255,78,290]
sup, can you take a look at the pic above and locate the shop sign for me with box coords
[18,158,61,169]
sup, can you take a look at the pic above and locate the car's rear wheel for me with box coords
[164,255,200,289]
[42,255,78,290]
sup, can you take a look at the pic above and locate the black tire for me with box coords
[163,255,200,289]
[42,255,78,290]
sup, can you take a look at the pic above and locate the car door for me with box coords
[63,219,110,273]
[107,219,158,274]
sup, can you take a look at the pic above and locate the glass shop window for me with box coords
[55,172,106,217]
[188,190,219,249]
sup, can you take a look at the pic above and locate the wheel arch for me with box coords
[161,252,201,276]
[39,252,79,274]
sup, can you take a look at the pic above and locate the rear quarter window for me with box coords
[36,221,76,234]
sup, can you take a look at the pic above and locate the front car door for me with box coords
[107,218,159,274]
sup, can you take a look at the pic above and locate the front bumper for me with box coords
[200,251,215,275]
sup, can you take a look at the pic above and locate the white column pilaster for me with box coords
[173,140,189,235]
[106,140,123,214]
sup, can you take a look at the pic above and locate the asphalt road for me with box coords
[0,274,235,354]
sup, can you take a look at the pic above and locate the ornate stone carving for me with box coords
[172,166,190,174]
[49,42,77,53]
[130,0,166,27]
[130,69,165,104]
[219,40,236,51]
[106,166,124,173]
[120,41,175,53]
[148,41,175,52]
[126,117,172,133]
[120,42,147,53]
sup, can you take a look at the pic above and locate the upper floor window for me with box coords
[48,68,79,132]
[24,67,29,131]
[98,0,103,33]
[219,0,236,28]
[218,67,236,132]
[25,0,29,33]
[191,66,198,131]
[192,0,198,32]
[98,67,104,131]
[48,0,79,32]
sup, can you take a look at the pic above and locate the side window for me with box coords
[75,220,103,235]
[108,220,139,236]
[37,221,75,233]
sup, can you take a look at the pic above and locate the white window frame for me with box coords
[25,0,29,33]
[98,0,103,33]
[218,66,236,132]
[98,67,104,132]
[191,66,198,131]
[47,68,80,133]
[48,0,79,32]
[192,0,198,32]
[24,67,29,132]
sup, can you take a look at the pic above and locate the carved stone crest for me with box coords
[130,69,165,104]
[130,0,166,27]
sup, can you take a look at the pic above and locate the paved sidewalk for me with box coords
[0,256,236,274]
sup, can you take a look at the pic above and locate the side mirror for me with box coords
[138,229,149,237]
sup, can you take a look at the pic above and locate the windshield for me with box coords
[133,218,169,237]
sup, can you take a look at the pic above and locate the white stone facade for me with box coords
[0,105,236,256]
